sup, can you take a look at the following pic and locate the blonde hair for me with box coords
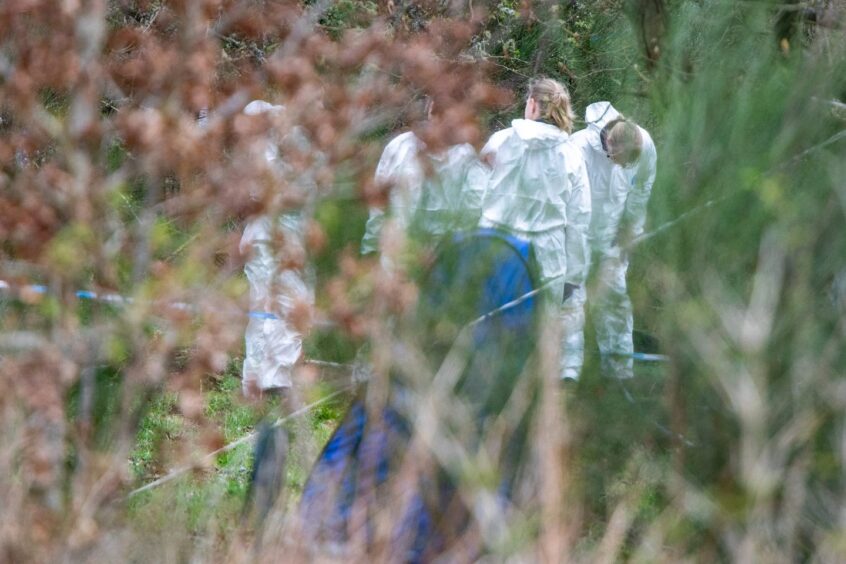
[528,78,575,133]
[602,118,643,165]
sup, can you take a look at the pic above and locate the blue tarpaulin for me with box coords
[299,229,542,561]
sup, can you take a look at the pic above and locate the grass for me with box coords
[127,366,352,542]
[123,341,670,557]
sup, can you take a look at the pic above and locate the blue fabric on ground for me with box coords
[299,400,368,542]
[298,229,541,558]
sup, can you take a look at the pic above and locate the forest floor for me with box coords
[125,349,669,546]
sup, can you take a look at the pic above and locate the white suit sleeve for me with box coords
[460,152,490,226]
[480,128,511,167]
[361,207,385,255]
[563,146,592,286]
[621,131,657,239]
[360,135,405,255]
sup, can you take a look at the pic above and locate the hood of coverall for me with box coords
[510,118,570,149]
[583,102,622,152]
[243,99,285,163]
[244,99,284,115]
[480,116,576,285]
[482,120,571,233]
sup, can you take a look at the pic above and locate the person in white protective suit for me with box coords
[240,99,316,398]
[361,101,489,259]
[570,102,657,379]
[479,78,591,381]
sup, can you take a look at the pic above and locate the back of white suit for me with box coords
[480,118,591,381]
[361,131,488,256]
[480,119,591,294]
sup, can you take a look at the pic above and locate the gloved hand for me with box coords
[563,283,579,303]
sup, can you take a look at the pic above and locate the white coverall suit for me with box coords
[240,100,315,394]
[570,102,657,379]
[361,131,489,256]
[479,119,592,381]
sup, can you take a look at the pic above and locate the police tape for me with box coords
[0,277,294,322]
[1,276,669,363]
[629,352,669,362]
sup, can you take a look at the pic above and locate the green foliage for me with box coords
[128,373,350,535]
[5,0,845,559]
[315,0,378,37]
[132,390,184,479]
[473,0,644,124]
[628,1,845,555]
[462,0,846,555]
[46,223,97,280]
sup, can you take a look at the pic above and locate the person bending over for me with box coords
[570,102,657,379]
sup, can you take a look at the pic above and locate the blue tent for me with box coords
[299,229,543,560]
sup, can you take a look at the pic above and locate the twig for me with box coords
[775,128,846,169]
[126,383,356,499]
[631,127,846,248]
[728,0,817,10]
[142,5,164,33]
